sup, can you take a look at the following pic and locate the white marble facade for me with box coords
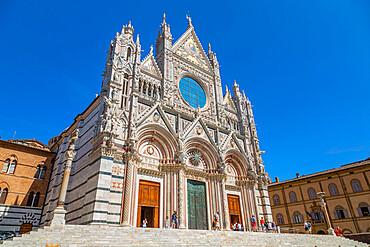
[41,15,272,230]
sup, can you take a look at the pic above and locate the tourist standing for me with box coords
[304,221,309,234]
[271,221,276,233]
[165,216,169,229]
[143,218,148,228]
[307,221,312,234]
[265,221,269,232]
[172,211,178,229]
[212,216,217,230]
[260,217,265,232]
[215,211,220,230]
[251,215,257,232]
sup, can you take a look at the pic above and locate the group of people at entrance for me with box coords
[164,211,179,229]
[250,216,277,233]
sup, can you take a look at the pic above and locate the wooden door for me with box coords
[187,180,208,230]
[137,180,160,228]
[227,194,241,228]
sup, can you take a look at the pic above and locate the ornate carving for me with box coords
[65,129,79,161]
[178,168,185,228]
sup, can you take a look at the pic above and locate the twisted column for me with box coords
[178,168,186,229]
[121,154,134,226]
[50,129,79,226]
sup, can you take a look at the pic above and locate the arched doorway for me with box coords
[136,180,160,228]
[187,180,207,230]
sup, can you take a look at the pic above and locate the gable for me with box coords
[141,57,161,77]
[176,36,208,69]
[173,29,212,72]
[140,47,162,78]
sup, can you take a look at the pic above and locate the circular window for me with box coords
[179,77,206,108]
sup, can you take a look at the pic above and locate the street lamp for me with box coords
[317,192,335,235]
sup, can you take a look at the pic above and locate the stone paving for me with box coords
[2,225,368,247]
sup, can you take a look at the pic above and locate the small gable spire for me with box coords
[162,13,166,26]
[186,14,193,29]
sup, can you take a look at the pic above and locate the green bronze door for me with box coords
[187,180,208,230]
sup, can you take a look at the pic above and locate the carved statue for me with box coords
[65,129,79,160]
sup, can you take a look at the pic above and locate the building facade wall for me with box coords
[268,158,370,234]
[0,140,55,233]
[42,17,272,230]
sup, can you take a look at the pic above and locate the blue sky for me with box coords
[1,1,369,181]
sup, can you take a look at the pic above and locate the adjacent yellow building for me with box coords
[268,157,369,234]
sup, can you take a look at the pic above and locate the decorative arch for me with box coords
[292,211,303,223]
[2,155,18,174]
[223,149,250,177]
[276,213,284,225]
[273,194,280,205]
[0,181,10,190]
[334,205,348,219]
[350,179,362,192]
[289,191,297,203]
[183,136,219,170]
[307,188,316,200]
[342,229,353,234]
[136,124,178,160]
[357,202,369,217]
[328,183,339,196]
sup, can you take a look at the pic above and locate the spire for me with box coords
[233,80,240,94]
[242,90,246,99]
[186,14,193,29]
[121,21,134,38]
[208,43,213,57]
[162,13,166,27]
[136,34,140,44]
[156,13,173,51]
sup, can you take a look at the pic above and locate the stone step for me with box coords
[2,224,367,247]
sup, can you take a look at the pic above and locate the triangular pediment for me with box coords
[173,28,212,72]
[140,48,162,78]
[221,131,244,154]
[182,117,217,148]
[223,87,237,112]
[136,103,176,136]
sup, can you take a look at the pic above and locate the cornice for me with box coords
[0,140,55,156]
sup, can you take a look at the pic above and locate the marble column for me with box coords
[221,179,231,230]
[50,129,79,226]
[178,168,186,229]
[121,154,135,227]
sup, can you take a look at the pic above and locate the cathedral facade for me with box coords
[41,15,272,230]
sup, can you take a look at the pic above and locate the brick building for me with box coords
[268,157,370,234]
[0,139,55,234]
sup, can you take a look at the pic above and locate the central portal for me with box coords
[187,180,208,230]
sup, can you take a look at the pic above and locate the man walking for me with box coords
[251,215,257,232]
